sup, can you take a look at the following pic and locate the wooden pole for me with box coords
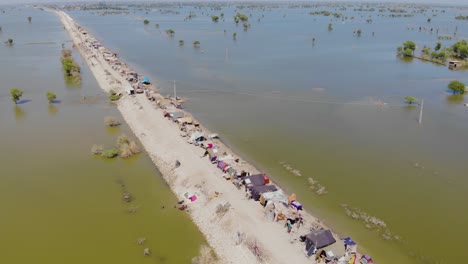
[173,80,176,101]
[418,99,424,124]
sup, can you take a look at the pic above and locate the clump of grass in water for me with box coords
[307,177,328,195]
[109,89,121,101]
[91,144,103,155]
[341,204,401,241]
[117,134,141,158]
[104,116,121,127]
[101,148,119,158]
[279,161,302,176]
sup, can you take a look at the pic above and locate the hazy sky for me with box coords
[1,0,468,5]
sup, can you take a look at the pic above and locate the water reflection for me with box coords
[105,126,120,136]
[14,105,26,120]
[48,104,58,116]
[446,94,465,104]
[398,55,414,64]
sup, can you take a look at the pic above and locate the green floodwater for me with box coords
[66,2,468,264]
[0,7,204,263]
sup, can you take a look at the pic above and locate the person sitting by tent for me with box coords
[285,219,293,233]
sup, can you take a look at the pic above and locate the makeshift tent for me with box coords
[188,131,206,143]
[125,85,135,95]
[249,185,277,201]
[158,99,172,108]
[288,193,297,205]
[217,161,228,170]
[208,133,219,139]
[360,255,374,264]
[305,229,336,253]
[218,154,235,162]
[245,174,266,188]
[259,190,288,206]
[141,77,150,84]
[177,117,193,124]
[169,112,184,120]
[343,237,357,254]
[227,167,235,175]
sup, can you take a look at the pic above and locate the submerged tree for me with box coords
[448,80,466,95]
[46,91,57,103]
[452,40,468,59]
[166,29,175,36]
[404,48,413,56]
[398,41,416,56]
[356,29,362,37]
[28,16,32,23]
[328,23,333,31]
[404,96,419,105]
[10,88,24,104]
[402,41,416,52]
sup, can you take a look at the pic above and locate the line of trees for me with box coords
[398,40,468,61]
[61,49,81,84]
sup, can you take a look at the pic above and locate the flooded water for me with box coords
[0,6,204,263]
[66,3,468,264]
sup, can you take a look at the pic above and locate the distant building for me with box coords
[448,60,462,68]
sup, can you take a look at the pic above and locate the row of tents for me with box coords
[161,107,368,263]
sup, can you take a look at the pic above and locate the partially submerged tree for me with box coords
[28,16,32,23]
[10,88,23,104]
[6,38,13,45]
[404,48,413,56]
[402,41,416,52]
[193,40,200,48]
[211,15,219,22]
[179,40,184,46]
[451,40,468,59]
[46,91,56,103]
[143,19,149,25]
[448,80,466,95]
[356,29,362,37]
[166,29,175,36]
[404,96,419,105]
[328,23,333,31]
[233,32,237,40]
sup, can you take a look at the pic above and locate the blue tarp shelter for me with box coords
[141,77,150,84]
